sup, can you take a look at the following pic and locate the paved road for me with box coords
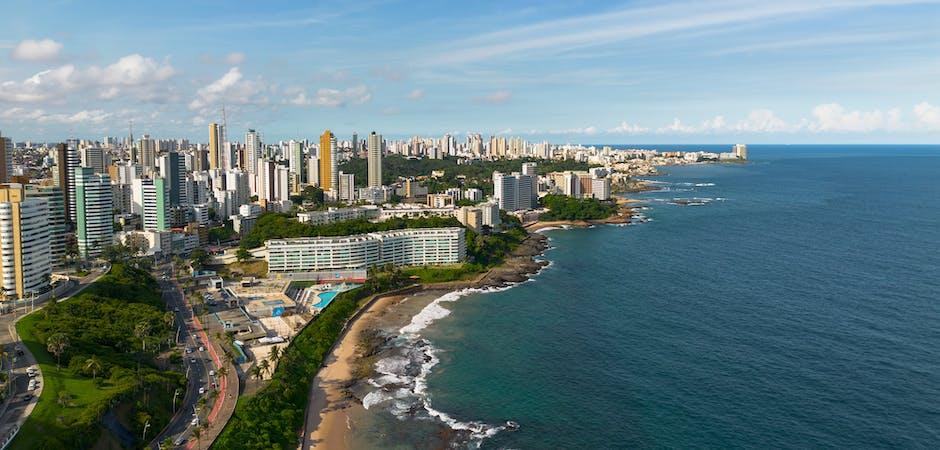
[0,265,110,448]
[151,264,223,449]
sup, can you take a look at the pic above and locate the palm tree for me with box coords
[258,359,270,377]
[46,333,69,370]
[269,345,281,364]
[134,321,151,352]
[192,424,204,450]
[0,346,9,370]
[84,356,102,380]
[249,365,262,381]
[216,365,228,382]
[164,311,175,328]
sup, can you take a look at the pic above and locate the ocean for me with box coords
[356,145,940,448]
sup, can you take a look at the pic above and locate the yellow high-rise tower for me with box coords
[209,122,220,169]
[319,130,335,191]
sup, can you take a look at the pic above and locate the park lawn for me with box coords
[11,314,130,450]
[401,264,484,283]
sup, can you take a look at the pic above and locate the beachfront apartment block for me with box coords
[266,227,466,273]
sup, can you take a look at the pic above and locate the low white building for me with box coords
[296,206,379,225]
[266,227,466,273]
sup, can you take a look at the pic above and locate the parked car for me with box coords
[198,387,206,395]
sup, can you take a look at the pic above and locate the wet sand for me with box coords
[303,292,445,449]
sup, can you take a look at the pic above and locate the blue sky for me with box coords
[0,0,938,144]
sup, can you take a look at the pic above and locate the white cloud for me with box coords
[224,52,246,65]
[732,109,796,133]
[313,85,372,107]
[548,126,599,135]
[479,90,511,104]
[607,121,649,134]
[408,89,425,100]
[189,67,268,111]
[0,54,175,103]
[10,39,63,61]
[288,91,312,106]
[657,118,698,134]
[913,102,940,130]
[809,103,902,132]
[0,107,111,124]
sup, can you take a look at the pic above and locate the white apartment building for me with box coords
[296,206,379,225]
[0,186,51,299]
[266,227,465,273]
[75,168,114,259]
[492,171,535,211]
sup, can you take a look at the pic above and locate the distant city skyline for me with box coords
[0,0,938,143]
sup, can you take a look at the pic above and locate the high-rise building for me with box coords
[733,144,748,160]
[368,131,383,188]
[75,168,114,259]
[139,135,156,171]
[25,185,67,265]
[80,147,108,174]
[492,171,535,211]
[338,172,356,202]
[209,123,222,169]
[0,185,51,300]
[245,129,261,174]
[0,133,12,183]
[306,155,320,187]
[288,140,304,181]
[319,130,337,191]
[351,133,359,156]
[54,143,81,224]
[157,152,182,208]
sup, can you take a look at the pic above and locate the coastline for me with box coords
[303,177,660,448]
[302,231,555,448]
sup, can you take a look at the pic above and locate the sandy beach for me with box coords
[302,231,553,448]
[302,291,445,449]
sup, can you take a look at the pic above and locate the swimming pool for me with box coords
[312,291,338,309]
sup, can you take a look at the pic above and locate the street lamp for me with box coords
[142,419,150,441]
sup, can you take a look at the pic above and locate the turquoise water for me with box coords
[368,145,940,448]
[313,291,338,309]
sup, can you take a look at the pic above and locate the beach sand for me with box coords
[302,291,446,449]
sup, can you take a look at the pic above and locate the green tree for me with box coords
[84,356,102,380]
[189,248,210,271]
[134,321,151,352]
[46,333,69,370]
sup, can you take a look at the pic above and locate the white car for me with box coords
[190,417,199,426]
[208,370,215,377]
[198,387,206,395]
[198,346,205,352]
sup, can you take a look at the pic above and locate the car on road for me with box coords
[185,347,193,354]
[22,394,33,402]
[198,387,206,395]
[190,357,197,364]
[208,370,215,377]
[27,380,37,390]
[190,417,199,426]
[173,307,180,312]
[26,367,37,377]
[198,346,205,352]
